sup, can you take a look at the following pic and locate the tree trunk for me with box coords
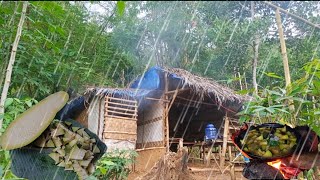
[0,2,28,131]
[251,1,259,95]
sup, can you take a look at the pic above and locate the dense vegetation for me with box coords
[0,1,319,179]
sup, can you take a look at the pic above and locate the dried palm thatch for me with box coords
[83,87,152,101]
[84,67,249,107]
[162,67,250,105]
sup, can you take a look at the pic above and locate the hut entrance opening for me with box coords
[167,90,226,152]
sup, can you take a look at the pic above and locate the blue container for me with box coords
[205,124,217,141]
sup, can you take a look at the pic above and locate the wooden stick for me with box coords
[103,131,137,135]
[188,167,243,172]
[220,116,229,167]
[106,110,137,116]
[0,2,28,131]
[135,146,166,152]
[230,164,235,180]
[164,88,190,95]
[107,105,137,113]
[107,96,137,104]
[165,76,170,152]
[264,1,320,30]
[106,101,137,108]
[175,96,218,106]
[105,115,137,121]
[145,97,170,103]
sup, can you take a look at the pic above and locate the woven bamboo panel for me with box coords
[136,141,163,149]
[137,101,164,145]
[104,139,135,152]
[104,117,136,134]
[104,132,136,141]
[103,96,138,146]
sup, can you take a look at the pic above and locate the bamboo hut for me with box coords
[57,66,249,172]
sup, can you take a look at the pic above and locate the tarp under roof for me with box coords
[129,66,249,113]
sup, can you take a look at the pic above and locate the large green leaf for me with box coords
[4,98,14,109]
[116,1,126,17]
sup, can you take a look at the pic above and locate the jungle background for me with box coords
[0,1,320,179]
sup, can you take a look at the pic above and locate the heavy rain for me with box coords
[0,1,320,180]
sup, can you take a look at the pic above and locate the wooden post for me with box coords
[228,145,232,161]
[164,72,170,152]
[220,115,229,167]
[230,164,235,180]
[178,138,183,150]
[205,145,212,167]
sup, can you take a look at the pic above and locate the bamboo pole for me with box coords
[275,8,291,87]
[220,115,229,168]
[275,8,295,114]
[264,1,320,30]
[251,1,259,95]
[0,2,28,131]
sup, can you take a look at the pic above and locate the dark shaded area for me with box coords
[294,125,319,153]
[55,96,87,121]
[10,119,107,180]
[243,160,284,180]
[169,102,225,143]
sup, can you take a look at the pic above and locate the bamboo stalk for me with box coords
[0,2,19,89]
[275,8,295,114]
[251,1,260,95]
[275,8,291,87]
[105,115,137,121]
[0,2,28,131]
[135,147,166,152]
[220,115,229,168]
[106,101,137,108]
[106,110,137,116]
[103,131,137,135]
[107,106,137,113]
[145,97,170,103]
[264,1,320,30]
[107,96,137,104]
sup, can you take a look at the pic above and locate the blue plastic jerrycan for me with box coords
[205,124,218,141]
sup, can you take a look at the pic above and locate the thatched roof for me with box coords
[161,67,250,105]
[84,87,153,100]
[84,67,250,110]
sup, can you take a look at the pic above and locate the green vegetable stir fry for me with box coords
[240,126,297,158]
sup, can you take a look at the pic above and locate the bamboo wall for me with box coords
[103,96,138,151]
[136,101,164,149]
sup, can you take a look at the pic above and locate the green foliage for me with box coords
[116,1,126,17]
[91,149,138,180]
[0,150,24,179]
[0,2,135,99]
[238,59,320,136]
[0,96,35,180]
[1,97,38,133]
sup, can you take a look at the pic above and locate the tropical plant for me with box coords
[90,149,138,180]
[1,97,38,133]
[238,59,320,135]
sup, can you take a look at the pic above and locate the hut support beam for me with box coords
[164,72,170,152]
[220,115,229,167]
